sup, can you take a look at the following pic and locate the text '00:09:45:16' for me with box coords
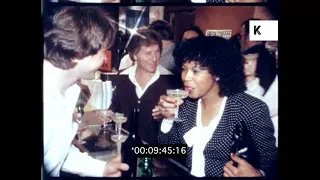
[131,144,187,158]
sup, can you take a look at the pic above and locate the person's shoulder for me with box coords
[119,66,134,75]
[229,92,268,110]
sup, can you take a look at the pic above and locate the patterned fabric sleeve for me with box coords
[250,102,278,175]
[158,121,183,145]
[206,0,225,3]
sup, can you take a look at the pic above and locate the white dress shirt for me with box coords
[245,77,265,99]
[119,55,173,75]
[118,54,133,71]
[119,64,160,98]
[161,97,227,177]
[43,61,106,177]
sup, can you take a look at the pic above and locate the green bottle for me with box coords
[138,157,154,177]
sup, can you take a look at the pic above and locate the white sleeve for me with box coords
[43,100,105,177]
[160,118,174,133]
[61,145,106,177]
[118,54,133,71]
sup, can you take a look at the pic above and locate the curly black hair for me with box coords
[173,36,246,97]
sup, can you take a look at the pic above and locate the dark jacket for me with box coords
[159,92,278,177]
[109,75,176,144]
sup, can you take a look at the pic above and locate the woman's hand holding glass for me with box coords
[152,95,185,120]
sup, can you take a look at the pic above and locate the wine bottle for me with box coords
[76,104,84,117]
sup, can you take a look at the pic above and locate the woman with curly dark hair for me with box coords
[152,36,277,177]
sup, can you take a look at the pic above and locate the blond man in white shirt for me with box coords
[43,6,128,177]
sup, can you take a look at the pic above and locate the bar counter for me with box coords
[69,111,191,177]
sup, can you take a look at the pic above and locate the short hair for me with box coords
[243,44,277,93]
[241,18,261,35]
[180,25,205,42]
[43,6,117,70]
[173,36,246,97]
[126,28,162,61]
[148,20,174,41]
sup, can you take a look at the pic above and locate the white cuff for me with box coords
[259,169,266,177]
[160,118,174,133]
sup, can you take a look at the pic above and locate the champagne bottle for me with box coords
[138,157,154,177]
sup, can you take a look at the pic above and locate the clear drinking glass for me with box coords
[111,128,129,155]
[96,109,112,130]
[112,113,125,131]
[166,89,189,122]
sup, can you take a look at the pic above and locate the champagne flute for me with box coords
[166,89,189,122]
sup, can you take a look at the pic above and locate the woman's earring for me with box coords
[215,77,220,81]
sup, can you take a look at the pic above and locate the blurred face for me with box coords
[182,61,219,99]
[73,49,106,80]
[243,53,258,76]
[134,44,160,74]
[182,30,199,41]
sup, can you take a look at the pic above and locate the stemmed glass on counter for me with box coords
[111,129,129,155]
[111,112,128,155]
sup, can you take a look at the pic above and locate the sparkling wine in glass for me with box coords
[111,130,129,155]
[96,109,111,130]
[112,113,125,131]
[166,89,189,122]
